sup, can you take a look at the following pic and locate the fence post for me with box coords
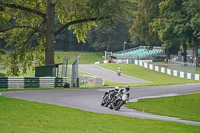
[71,55,81,88]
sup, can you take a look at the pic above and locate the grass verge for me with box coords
[126,93,200,122]
[0,96,200,133]
[100,64,200,87]
[55,51,104,64]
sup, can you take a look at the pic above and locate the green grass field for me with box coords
[196,67,200,74]
[126,93,200,122]
[55,51,104,64]
[100,64,200,87]
[0,96,200,133]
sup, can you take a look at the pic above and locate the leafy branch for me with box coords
[12,20,45,57]
[0,2,46,18]
[0,25,45,33]
[55,17,108,36]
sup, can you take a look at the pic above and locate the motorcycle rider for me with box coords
[117,85,130,101]
[102,86,119,100]
[121,85,130,95]
[117,67,121,76]
[103,86,130,99]
[110,85,130,109]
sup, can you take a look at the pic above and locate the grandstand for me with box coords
[113,46,164,60]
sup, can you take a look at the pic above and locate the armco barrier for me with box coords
[129,59,200,80]
[0,77,68,89]
[94,59,200,80]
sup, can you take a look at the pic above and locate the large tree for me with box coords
[0,0,131,76]
[150,0,199,62]
[149,0,189,61]
[183,0,200,59]
[130,0,162,46]
[130,0,200,63]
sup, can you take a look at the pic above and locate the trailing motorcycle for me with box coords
[101,93,109,106]
[104,90,118,107]
[101,87,119,107]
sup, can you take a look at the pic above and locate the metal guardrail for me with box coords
[0,77,68,89]
[168,59,196,74]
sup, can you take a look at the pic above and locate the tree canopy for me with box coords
[0,0,132,76]
[130,0,200,62]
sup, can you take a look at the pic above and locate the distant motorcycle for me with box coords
[117,69,121,76]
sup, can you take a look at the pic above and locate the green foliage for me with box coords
[153,0,190,48]
[183,0,200,39]
[0,72,5,77]
[0,0,132,76]
[126,93,200,121]
[130,0,200,57]
[130,0,162,46]
[129,36,145,47]
[0,96,200,132]
[86,17,131,52]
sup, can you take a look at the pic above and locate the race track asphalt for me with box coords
[78,65,149,83]
[2,83,200,125]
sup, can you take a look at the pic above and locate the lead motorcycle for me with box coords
[109,90,129,110]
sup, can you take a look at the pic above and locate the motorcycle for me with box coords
[101,89,119,107]
[109,91,129,110]
[104,91,118,107]
[117,69,121,76]
[101,92,109,106]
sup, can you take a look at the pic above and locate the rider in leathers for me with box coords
[111,85,130,108]
[102,86,119,99]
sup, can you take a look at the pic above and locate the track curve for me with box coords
[2,83,200,125]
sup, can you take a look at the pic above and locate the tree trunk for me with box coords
[193,38,199,66]
[193,38,198,58]
[182,43,187,62]
[45,0,55,65]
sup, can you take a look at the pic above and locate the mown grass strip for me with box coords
[100,64,200,86]
[126,93,200,122]
[0,96,200,133]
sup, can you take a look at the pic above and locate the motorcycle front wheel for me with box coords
[115,101,124,110]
